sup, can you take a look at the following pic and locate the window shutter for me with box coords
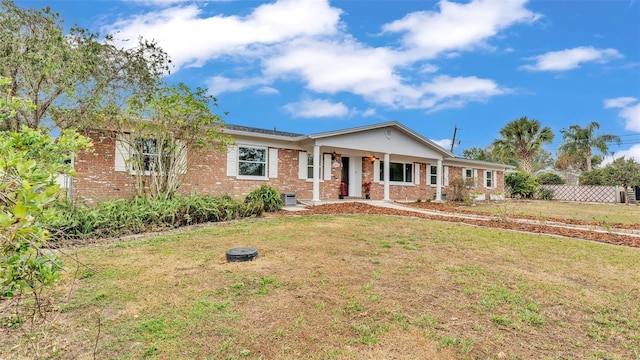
[298,151,307,179]
[414,163,420,184]
[373,160,380,182]
[444,166,449,186]
[115,135,129,172]
[176,140,188,175]
[226,145,238,177]
[473,169,478,187]
[268,148,278,178]
[323,153,332,180]
[492,171,497,188]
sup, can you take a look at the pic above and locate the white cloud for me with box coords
[257,86,280,95]
[604,97,640,131]
[603,144,640,165]
[604,97,637,109]
[103,0,342,69]
[431,138,452,150]
[383,0,540,58]
[520,46,623,71]
[104,0,535,113]
[283,99,350,118]
[207,75,267,95]
[362,108,376,117]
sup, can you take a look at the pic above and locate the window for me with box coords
[132,138,158,172]
[463,168,476,187]
[429,165,437,185]
[238,146,266,177]
[485,170,493,188]
[380,161,413,183]
[306,153,315,179]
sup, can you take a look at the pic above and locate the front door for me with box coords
[345,156,362,197]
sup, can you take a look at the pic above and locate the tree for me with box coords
[558,121,620,172]
[604,157,640,204]
[463,147,494,162]
[492,116,554,173]
[106,83,232,198]
[0,0,170,131]
[1,125,91,318]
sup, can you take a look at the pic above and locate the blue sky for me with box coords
[18,0,640,162]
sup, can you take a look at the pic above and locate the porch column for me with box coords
[383,153,390,202]
[435,159,443,201]
[312,145,321,202]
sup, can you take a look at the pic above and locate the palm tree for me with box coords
[558,121,621,171]
[492,116,554,173]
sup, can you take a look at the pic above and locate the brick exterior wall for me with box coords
[72,130,506,203]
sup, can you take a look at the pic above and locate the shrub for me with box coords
[244,185,283,212]
[448,176,474,202]
[579,169,606,186]
[505,172,538,198]
[48,194,263,242]
[537,187,554,200]
[536,173,565,185]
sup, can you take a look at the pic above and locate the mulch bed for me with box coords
[290,202,640,248]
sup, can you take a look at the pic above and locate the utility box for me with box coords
[281,193,296,207]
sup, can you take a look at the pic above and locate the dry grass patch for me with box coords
[470,200,640,225]
[2,215,639,359]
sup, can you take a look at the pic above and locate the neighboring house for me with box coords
[72,121,513,203]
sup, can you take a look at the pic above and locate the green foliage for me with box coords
[244,185,284,212]
[579,169,607,186]
[559,122,621,171]
[1,127,91,302]
[113,83,232,198]
[536,187,555,200]
[48,194,263,242]
[0,1,170,130]
[536,173,565,185]
[492,116,554,173]
[505,172,538,198]
[604,157,640,189]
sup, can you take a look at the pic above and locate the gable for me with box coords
[311,126,446,160]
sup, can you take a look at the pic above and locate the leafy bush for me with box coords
[537,187,555,200]
[244,185,283,212]
[448,176,474,202]
[536,173,565,185]
[1,127,91,303]
[505,172,538,198]
[48,194,263,242]
[579,169,606,185]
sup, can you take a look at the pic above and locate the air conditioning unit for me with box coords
[281,193,296,207]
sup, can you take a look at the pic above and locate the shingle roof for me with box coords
[225,124,304,138]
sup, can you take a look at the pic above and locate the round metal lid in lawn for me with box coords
[226,247,258,262]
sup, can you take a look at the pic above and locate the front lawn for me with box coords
[2,215,639,359]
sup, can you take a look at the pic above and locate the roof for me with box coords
[308,121,455,158]
[224,124,304,138]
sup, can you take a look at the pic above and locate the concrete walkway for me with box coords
[289,199,640,239]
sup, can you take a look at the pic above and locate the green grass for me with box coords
[3,215,639,359]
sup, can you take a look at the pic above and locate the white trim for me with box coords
[226,145,238,177]
[428,164,438,186]
[237,145,268,179]
[115,135,129,172]
[268,148,278,178]
[323,153,332,180]
[373,160,380,182]
[444,166,449,186]
[298,151,307,179]
[414,163,420,185]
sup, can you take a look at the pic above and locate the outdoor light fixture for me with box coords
[331,151,337,160]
